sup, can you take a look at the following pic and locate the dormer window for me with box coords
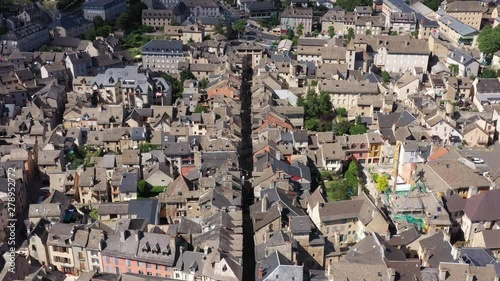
[142,242,150,252]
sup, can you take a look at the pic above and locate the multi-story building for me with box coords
[65,52,93,79]
[92,65,172,108]
[389,12,416,34]
[281,7,313,35]
[47,224,77,275]
[142,9,173,28]
[141,40,183,74]
[351,35,430,73]
[48,15,94,38]
[446,49,479,78]
[437,10,479,46]
[144,0,180,9]
[1,23,50,51]
[318,79,380,110]
[444,1,484,30]
[101,230,178,278]
[83,0,126,21]
[183,0,220,18]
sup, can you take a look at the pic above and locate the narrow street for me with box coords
[239,56,255,281]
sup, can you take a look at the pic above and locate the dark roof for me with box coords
[83,0,123,8]
[247,1,276,11]
[388,226,421,246]
[48,15,92,30]
[120,172,138,193]
[418,231,455,267]
[459,248,496,266]
[443,193,466,213]
[128,199,159,224]
[463,189,500,221]
[142,40,183,53]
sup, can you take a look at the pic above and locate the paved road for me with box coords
[239,55,256,280]
[245,26,280,41]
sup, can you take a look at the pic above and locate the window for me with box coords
[138,262,143,267]
[126,259,131,266]
[115,267,119,274]
[147,263,151,269]
[106,265,111,272]
[156,265,160,270]
[105,256,110,263]
[114,257,118,265]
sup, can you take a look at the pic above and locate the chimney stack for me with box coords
[257,265,264,279]
[261,195,268,212]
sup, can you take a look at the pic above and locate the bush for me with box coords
[376,174,390,192]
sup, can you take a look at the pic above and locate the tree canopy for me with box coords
[297,89,335,132]
[376,174,390,192]
[328,26,335,38]
[234,19,247,38]
[478,26,500,58]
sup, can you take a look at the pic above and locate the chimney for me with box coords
[257,265,264,279]
[460,56,464,63]
[465,272,474,281]
[120,230,129,242]
[261,195,268,212]
[134,230,143,241]
[438,267,447,280]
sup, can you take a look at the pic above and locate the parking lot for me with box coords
[458,142,500,171]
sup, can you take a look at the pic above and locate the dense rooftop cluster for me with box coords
[1,0,500,280]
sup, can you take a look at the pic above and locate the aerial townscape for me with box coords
[2,0,500,279]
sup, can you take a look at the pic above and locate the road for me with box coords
[245,25,280,42]
[239,55,255,281]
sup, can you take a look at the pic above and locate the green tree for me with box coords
[214,20,225,35]
[376,174,390,192]
[349,123,367,135]
[96,25,113,37]
[423,0,440,11]
[382,71,391,83]
[93,16,104,27]
[138,143,159,152]
[116,12,129,30]
[234,19,247,38]
[137,179,150,197]
[328,26,335,38]
[449,64,459,76]
[180,69,196,81]
[481,68,498,78]
[85,28,97,41]
[345,160,359,188]
[297,23,304,37]
[332,118,338,135]
[268,14,280,27]
[346,27,355,43]
[336,120,351,135]
[286,28,295,40]
[199,78,209,89]
[365,29,372,35]
[478,26,500,58]
[336,107,347,117]
[326,179,355,201]
[319,91,333,115]
[305,118,320,131]
[194,104,208,113]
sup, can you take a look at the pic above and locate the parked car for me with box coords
[472,158,484,164]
